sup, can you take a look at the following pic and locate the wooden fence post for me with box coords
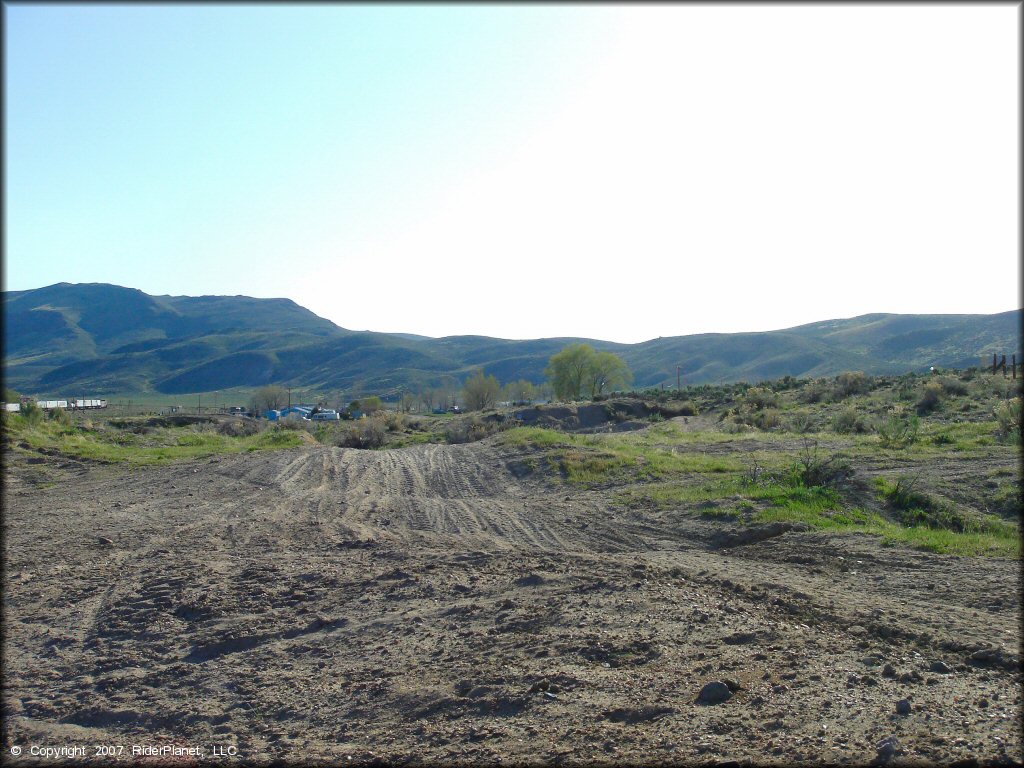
[993,353,998,374]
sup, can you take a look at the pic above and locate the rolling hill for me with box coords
[3,283,1020,398]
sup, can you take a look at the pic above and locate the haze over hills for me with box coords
[2,283,1020,397]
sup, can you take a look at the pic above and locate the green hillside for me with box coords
[3,283,1020,398]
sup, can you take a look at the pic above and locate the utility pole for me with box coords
[677,366,681,391]
[288,387,292,408]
[198,394,201,415]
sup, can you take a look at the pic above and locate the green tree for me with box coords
[251,385,288,414]
[546,344,632,401]
[462,370,501,411]
[589,351,632,397]
[545,343,594,401]
[358,396,383,415]
[503,379,536,404]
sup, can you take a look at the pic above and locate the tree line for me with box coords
[250,343,632,416]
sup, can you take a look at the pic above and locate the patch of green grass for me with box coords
[503,425,742,485]
[877,524,1019,558]
[3,415,304,465]
[752,503,1018,557]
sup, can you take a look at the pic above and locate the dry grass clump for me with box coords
[831,406,871,434]
[218,419,263,437]
[327,417,388,449]
[916,381,944,415]
[832,371,871,400]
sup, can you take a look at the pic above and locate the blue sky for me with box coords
[4,4,1019,342]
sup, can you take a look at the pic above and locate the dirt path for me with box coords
[2,440,1020,765]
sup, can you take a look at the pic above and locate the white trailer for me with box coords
[74,399,107,409]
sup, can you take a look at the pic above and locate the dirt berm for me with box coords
[514,399,657,432]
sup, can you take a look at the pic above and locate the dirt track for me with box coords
[2,435,1021,765]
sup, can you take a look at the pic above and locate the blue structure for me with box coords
[277,406,313,420]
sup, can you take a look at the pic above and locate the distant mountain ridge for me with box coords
[3,283,1020,397]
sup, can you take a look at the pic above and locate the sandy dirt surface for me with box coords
[2,431,1021,766]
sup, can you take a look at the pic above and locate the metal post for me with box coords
[1014,354,1017,380]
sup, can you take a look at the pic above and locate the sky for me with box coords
[4,4,1019,344]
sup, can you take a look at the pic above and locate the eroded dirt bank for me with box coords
[2,439,1020,766]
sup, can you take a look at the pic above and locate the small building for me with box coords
[3,402,20,413]
[265,409,282,421]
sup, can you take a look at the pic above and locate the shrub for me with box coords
[876,414,919,449]
[939,377,968,397]
[744,387,778,410]
[329,418,387,449]
[445,414,493,444]
[48,407,72,427]
[798,381,828,404]
[831,406,869,434]
[790,440,853,488]
[916,381,943,415]
[444,414,518,444]
[993,398,1022,444]
[895,375,918,401]
[218,419,262,437]
[20,401,44,426]
[379,411,406,432]
[786,412,817,434]
[751,408,781,431]
[833,371,871,400]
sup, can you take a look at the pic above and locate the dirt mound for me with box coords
[513,398,655,432]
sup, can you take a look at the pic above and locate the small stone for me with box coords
[696,681,733,705]
[929,661,953,674]
[896,699,911,716]
[978,698,989,708]
[723,631,757,645]
[874,736,899,765]
[882,663,897,678]
[97,536,114,547]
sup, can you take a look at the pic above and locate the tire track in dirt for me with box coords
[219,443,622,553]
